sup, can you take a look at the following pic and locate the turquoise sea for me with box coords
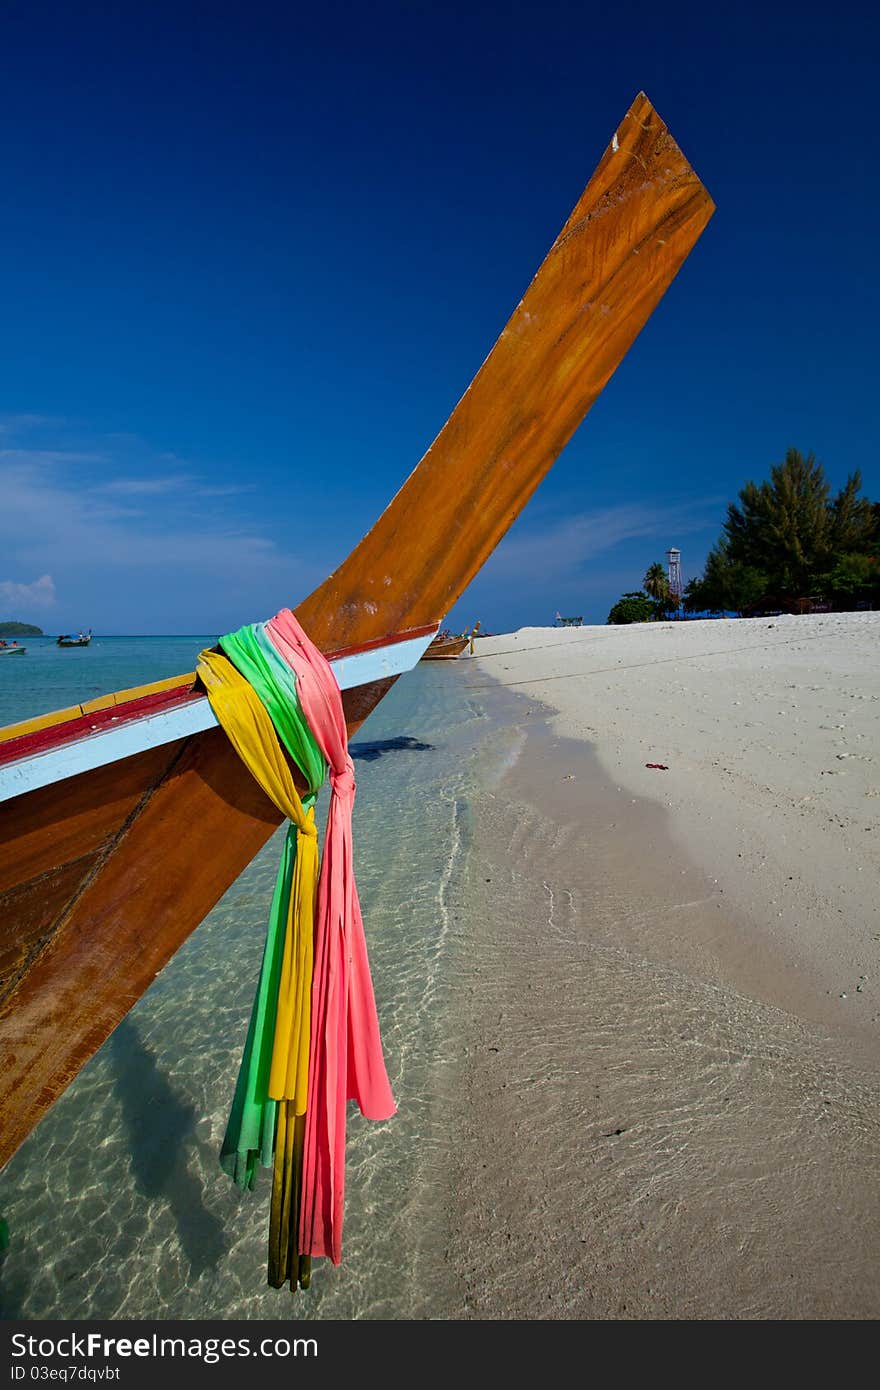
[0,635,220,729]
[0,635,518,1319]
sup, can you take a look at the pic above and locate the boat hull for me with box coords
[0,672,400,1167]
[420,636,470,660]
[0,93,714,1169]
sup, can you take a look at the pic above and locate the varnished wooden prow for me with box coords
[0,94,714,1169]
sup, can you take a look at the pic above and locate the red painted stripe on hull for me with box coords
[0,623,438,769]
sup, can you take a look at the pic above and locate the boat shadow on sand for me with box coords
[350,735,435,763]
[107,1017,228,1281]
[0,1018,227,1317]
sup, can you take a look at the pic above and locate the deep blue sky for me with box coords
[2,0,878,634]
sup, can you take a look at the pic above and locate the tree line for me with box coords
[608,448,879,623]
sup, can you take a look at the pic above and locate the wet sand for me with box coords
[437,616,880,1319]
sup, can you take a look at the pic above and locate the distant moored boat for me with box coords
[56,629,92,647]
[420,621,481,660]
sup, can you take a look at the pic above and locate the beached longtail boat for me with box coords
[420,621,481,661]
[0,94,713,1203]
[422,635,469,659]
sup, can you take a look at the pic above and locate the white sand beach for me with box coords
[474,613,880,1034]
[437,613,880,1319]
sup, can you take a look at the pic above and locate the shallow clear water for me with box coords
[0,635,217,729]
[0,641,510,1320]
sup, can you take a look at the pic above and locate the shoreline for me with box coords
[1,620,878,1319]
[470,614,880,1041]
[436,616,880,1318]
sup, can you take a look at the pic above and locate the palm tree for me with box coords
[643,561,672,607]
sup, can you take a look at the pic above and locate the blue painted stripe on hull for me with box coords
[0,628,438,802]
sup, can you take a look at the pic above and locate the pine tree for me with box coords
[723,448,872,597]
[684,545,767,613]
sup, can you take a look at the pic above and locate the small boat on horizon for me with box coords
[56,629,92,647]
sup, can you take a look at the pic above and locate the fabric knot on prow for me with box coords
[330,759,356,799]
[202,608,394,1289]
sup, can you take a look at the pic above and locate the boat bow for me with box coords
[0,92,713,1169]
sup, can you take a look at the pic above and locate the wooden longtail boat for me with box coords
[420,621,481,661]
[56,630,92,648]
[0,93,714,1172]
[422,636,469,659]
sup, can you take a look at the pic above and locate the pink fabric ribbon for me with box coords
[264,608,395,1263]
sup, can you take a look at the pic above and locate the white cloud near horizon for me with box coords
[0,442,312,629]
[481,498,722,583]
[0,414,60,436]
[96,474,195,496]
[0,574,56,611]
[2,456,288,571]
[0,448,108,466]
[95,474,252,499]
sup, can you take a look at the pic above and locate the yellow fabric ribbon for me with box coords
[197,648,316,1113]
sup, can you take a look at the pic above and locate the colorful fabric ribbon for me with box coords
[197,644,321,1249]
[198,614,394,1289]
[265,609,396,1264]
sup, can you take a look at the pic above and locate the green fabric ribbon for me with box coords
[217,622,327,1190]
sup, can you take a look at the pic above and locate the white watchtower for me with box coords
[666,547,683,603]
